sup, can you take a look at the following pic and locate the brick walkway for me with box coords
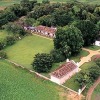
[86,77,100,100]
[79,48,100,66]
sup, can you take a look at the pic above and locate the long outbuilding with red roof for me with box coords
[50,60,79,85]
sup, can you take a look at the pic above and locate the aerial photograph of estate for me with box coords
[0,0,100,100]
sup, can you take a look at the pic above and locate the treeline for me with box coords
[0,0,37,27]
[0,0,100,27]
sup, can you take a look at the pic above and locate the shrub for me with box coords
[0,40,6,50]
[6,36,16,46]
[50,49,66,63]
[95,59,100,67]
[32,53,53,73]
[0,51,7,59]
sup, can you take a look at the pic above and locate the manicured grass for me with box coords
[0,59,68,100]
[85,45,100,51]
[80,61,96,70]
[92,84,100,100]
[63,73,80,91]
[4,35,53,69]
[70,50,89,62]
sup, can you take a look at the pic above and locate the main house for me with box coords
[24,25,57,38]
[95,33,100,46]
[95,38,100,46]
[50,60,79,85]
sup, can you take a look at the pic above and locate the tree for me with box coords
[89,65,100,82]
[94,7,100,16]
[28,4,54,19]
[6,36,16,46]
[38,15,56,26]
[20,0,30,11]
[54,26,84,55]
[75,71,90,88]
[42,0,50,4]
[52,9,73,26]
[32,53,53,72]
[0,40,6,50]
[75,20,98,46]
[96,21,100,31]
[23,18,35,26]
[50,49,66,63]
[0,51,7,59]
[95,59,100,67]
[4,23,27,36]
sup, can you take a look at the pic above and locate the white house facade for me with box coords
[50,60,79,85]
[95,40,100,46]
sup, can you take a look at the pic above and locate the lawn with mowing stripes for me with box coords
[0,59,68,100]
[4,35,53,69]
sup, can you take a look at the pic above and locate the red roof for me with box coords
[51,61,78,79]
[35,25,56,34]
[91,54,100,61]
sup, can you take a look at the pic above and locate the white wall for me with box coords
[95,41,100,46]
[51,76,61,84]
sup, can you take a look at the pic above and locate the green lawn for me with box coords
[4,35,53,69]
[63,73,80,91]
[92,84,100,100]
[70,50,89,62]
[85,45,100,51]
[0,59,68,100]
[80,61,96,70]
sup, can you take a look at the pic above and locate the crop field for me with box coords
[0,59,69,100]
[4,35,53,69]
[0,0,20,7]
[0,0,100,8]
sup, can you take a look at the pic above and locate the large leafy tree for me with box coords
[75,20,98,46]
[52,9,73,26]
[89,65,100,82]
[54,26,84,55]
[95,59,100,67]
[32,53,53,73]
[75,71,90,88]
[38,15,56,26]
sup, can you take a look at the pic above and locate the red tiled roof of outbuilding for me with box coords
[51,61,78,79]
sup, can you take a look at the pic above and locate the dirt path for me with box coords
[86,77,100,100]
[0,7,5,10]
[79,48,100,66]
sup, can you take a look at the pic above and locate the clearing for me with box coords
[4,35,53,69]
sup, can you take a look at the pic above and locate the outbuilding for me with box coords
[50,60,79,85]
